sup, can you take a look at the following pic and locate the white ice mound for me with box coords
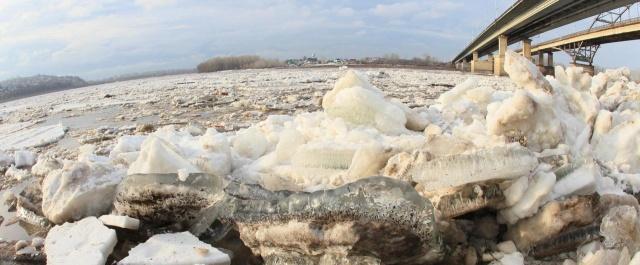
[232,127,268,159]
[0,123,67,150]
[127,126,231,177]
[128,126,232,177]
[109,135,146,165]
[119,231,231,265]
[128,135,200,176]
[322,70,409,135]
[551,66,599,124]
[385,145,538,192]
[44,216,117,265]
[42,158,125,224]
[504,50,552,94]
[486,89,563,151]
[595,120,640,173]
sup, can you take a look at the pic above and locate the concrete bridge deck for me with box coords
[531,17,640,53]
[453,0,638,64]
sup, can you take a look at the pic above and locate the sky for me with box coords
[1,0,639,80]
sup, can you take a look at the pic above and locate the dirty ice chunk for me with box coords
[99,215,140,230]
[119,231,230,265]
[44,217,117,265]
[128,136,200,175]
[505,196,596,250]
[600,205,640,252]
[42,161,125,224]
[486,89,563,151]
[0,124,67,151]
[114,173,225,226]
[14,150,36,168]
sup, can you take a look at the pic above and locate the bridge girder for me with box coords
[560,5,633,66]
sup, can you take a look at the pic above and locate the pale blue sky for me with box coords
[1,0,639,80]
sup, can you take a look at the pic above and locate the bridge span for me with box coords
[527,17,640,74]
[454,0,640,76]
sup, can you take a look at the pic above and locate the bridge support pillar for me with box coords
[539,52,555,76]
[522,38,532,60]
[537,53,544,66]
[571,63,595,75]
[471,52,479,73]
[494,35,508,76]
[536,53,547,75]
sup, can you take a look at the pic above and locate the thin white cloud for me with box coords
[372,2,421,18]
[134,0,176,10]
[371,1,461,19]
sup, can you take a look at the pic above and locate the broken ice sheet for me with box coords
[119,231,230,265]
[44,217,117,265]
[42,159,125,224]
[384,145,538,192]
[0,124,67,151]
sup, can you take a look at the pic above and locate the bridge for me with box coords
[453,0,640,76]
[528,16,640,74]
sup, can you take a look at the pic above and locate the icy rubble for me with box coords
[7,51,640,264]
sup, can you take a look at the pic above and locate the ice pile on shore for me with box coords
[22,50,640,264]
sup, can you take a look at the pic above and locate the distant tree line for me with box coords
[0,75,88,102]
[373,53,443,66]
[89,69,196,85]
[197,55,284,73]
